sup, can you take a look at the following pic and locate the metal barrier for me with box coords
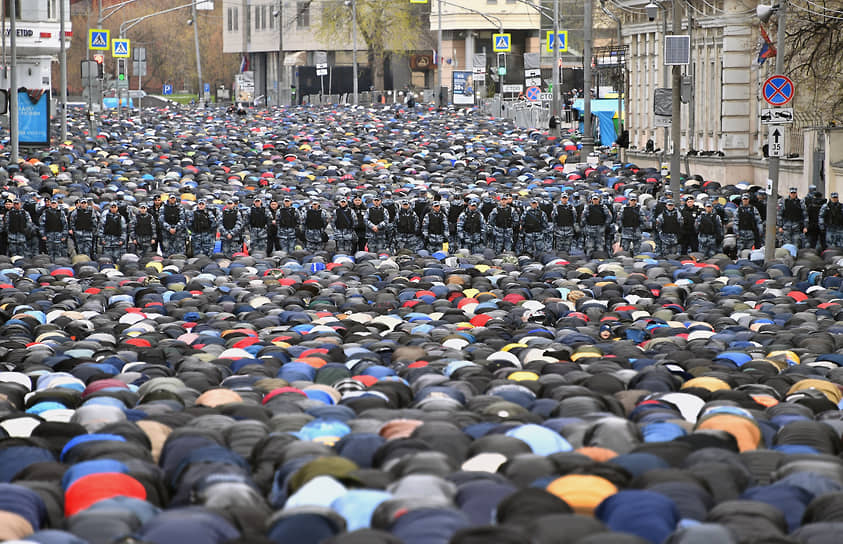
[479,97,552,129]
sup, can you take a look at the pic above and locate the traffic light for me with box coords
[118,59,126,81]
[93,54,104,79]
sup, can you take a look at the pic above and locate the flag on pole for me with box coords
[239,54,250,72]
[758,24,776,65]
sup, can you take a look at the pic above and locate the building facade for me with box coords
[1,0,72,91]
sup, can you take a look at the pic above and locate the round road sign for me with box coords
[762,75,795,107]
[525,86,540,102]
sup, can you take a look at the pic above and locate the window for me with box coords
[296,2,310,28]
[262,6,268,29]
[3,0,20,18]
[487,0,498,4]
[270,5,275,29]
[227,7,233,31]
[234,7,239,31]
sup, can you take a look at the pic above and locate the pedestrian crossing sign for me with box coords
[113,39,131,58]
[89,29,109,51]
[493,33,511,53]
[545,31,568,53]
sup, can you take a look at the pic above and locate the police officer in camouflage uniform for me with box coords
[448,195,467,249]
[247,196,272,255]
[651,189,673,255]
[422,201,449,253]
[617,194,647,254]
[159,194,187,256]
[23,194,42,257]
[4,199,32,257]
[302,200,330,252]
[679,196,701,254]
[274,197,299,254]
[656,200,683,256]
[457,199,486,254]
[487,197,519,253]
[735,194,763,251]
[130,202,158,257]
[351,194,368,253]
[551,193,578,254]
[393,200,421,252]
[332,196,357,254]
[99,202,127,263]
[777,187,808,248]
[187,199,218,257]
[40,198,68,260]
[805,185,826,250]
[695,201,724,258]
[520,199,548,258]
[68,198,96,257]
[581,194,612,257]
[219,199,244,255]
[365,196,391,253]
[819,192,843,248]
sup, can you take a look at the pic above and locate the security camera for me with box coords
[756,4,776,23]
[187,18,194,25]
[272,9,280,17]
[645,1,658,21]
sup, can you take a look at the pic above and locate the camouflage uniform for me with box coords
[247,203,272,255]
[457,204,486,254]
[4,204,33,257]
[39,202,69,260]
[819,195,843,248]
[351,198,368,252]
[777,192,808,248]
[68,203,97,257]
[520,203,548,258]
[393,204,421,252]
[365,202,391,253]
[129,207,158,256]
[617,202,647,254]
[735,202,762,251]
[656,205,683,256]
[22,198,41,257]
[695,208,724,258]
[219,203,244,255]
[551,199,578,254]
[487,204,519,253]
[98,208,127,263]
[581,198,612,257]
[187,202,218,257]
[332,202,357,254]
[447,198,466,248]
[159,199,187,256]
[274,203,299,254]
[301,205,330,252]
[422,206,449,253]
[650,194,672,255]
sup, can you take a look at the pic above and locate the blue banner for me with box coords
[452,71,474,106]
[17,90,50,147]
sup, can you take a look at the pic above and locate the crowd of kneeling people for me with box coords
[1,182,842,261]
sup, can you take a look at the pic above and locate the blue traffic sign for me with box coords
[525,86,541,102]
[204,83,211,95]
[762,75,794,107]
[492,33,511,53]
[545,31,568,53]
[163,84,173,95]
[89,29,109,50]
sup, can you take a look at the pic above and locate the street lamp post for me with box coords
[437,0,442,107]
[581,0,594,157]
[670,0,682,196]
[352,0,359,106]
[764,1,787,262]
[9,0,17,163]
[551,0,560,138]
[60,0,68,142]
[191,0,204,105]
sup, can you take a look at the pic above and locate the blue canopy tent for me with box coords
[572,99,624,147]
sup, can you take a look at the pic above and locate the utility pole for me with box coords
[669,0,682,196]
[191,0,204,105]
[581,0,594,157]
[60,0,68,142]
[551,0,560,138]
[352,0,358,105]
[10,0,17,163]
[437,0,442,106]
[764,1,787,262]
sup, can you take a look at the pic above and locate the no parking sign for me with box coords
[525,86,540,102]
[763,75,794,107]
